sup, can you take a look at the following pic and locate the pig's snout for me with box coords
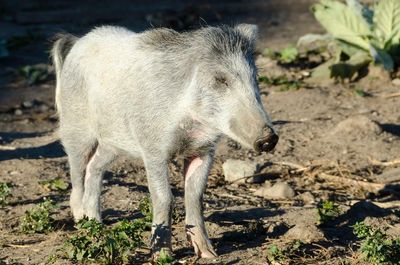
[254,127,279,153]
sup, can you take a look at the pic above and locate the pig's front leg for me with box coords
[144,157,174,257]
[184,152,217,258]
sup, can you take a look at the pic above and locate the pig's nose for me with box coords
[254,127,279,153]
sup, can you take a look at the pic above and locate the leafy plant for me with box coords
[64,217,145,265]
[353,222,400,264]
[258,75,302,91]
[156,249,174,265]
[317,200,341,224]
[302,0,400,82]
[39,178,69,192]
[280,45,299,63]
[20,198,57,234]
[262,45,299,63]
[267,240,305,262]
[17,64,50,85]
[0,182,11,206]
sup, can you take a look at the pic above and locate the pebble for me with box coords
[284,223,324,243]
[254,181,295,199]
[14,109,23,115]
[222,159,258,183]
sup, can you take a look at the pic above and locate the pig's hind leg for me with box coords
[61,133,97,221]
[184,153,218,258]
[82,145,116,221]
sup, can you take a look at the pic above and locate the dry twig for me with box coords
[368,157,400,167]
[318,173,385,192]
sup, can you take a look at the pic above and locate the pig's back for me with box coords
[61,26,187,154]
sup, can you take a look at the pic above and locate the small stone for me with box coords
[22,100,34,108]
[222,159,258,183]
[254,181,295,199]
[298,191,315,205]
[284,223,324,243]
[392,78,400,86]
[331,116,382,137]
[39,104,49,112]
[14,109,23,115]
[374,167,400,184]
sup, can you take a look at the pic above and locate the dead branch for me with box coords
[318,173,385,192]
[368,157,400,167]
[272,161,309,173]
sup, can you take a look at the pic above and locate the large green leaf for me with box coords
[312,0,372,51]
[369,44,394,71]
[346,0,373,26]
[373,0,400,48]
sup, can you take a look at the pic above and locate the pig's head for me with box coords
[190,24,278,153]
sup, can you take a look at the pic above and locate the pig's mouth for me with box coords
[253,133,279,153]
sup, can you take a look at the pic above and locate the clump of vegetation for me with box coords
[353,222,400,264]
[39,178,69,192]
[156,249,174,265]
[0,182,11,206]
[263,45,299,64]
[64,217,146,265]
[139,196,152,223]
[301,0,400,81]
[258,75,302,91]
[267,240,304,262]
[317,200,341,224]
[20,198,57,234]
[17,64,50,85]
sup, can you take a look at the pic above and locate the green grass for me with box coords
[267,240,304,262]
[258,75,302,91]
[0,182,11,206]
[317,200,341,225]
[64,217,146,265]
[156,249,174,265]
[39,178,69,192]
[20,198,57,234]
[353,222,400,264]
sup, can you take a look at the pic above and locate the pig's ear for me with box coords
[235,24,258,44]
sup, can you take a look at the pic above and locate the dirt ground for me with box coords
[1,1,400,265]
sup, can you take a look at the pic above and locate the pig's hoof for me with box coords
[186,226,218,259]
[71,208,85,222]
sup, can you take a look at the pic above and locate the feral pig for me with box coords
[51,24,279,259]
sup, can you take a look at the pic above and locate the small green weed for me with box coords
[267,240,305,262]
[279,45,299,64]
[0,182,11,206]
[17,65,50,85]
[156,249,174,265]
[39,178,69,192]
[258,75,302,91]
[64,217,146,265]
[353,222,400,265]
[317,200,341,224]
[20,198,57,234]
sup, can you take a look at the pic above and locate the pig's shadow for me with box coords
[0,139,65,161]
[206,208,285,255]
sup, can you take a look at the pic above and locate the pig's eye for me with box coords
[215,75,229,87]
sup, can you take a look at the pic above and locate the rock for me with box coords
[254,181,295,199]
[298,191,315,205]
[14,109,23,115]
[222,159,258,183]
[392,78,400,86]
[22,100,34,108]
[284,223,324,243]
[374,167,400,184]
[331,116,382,138]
